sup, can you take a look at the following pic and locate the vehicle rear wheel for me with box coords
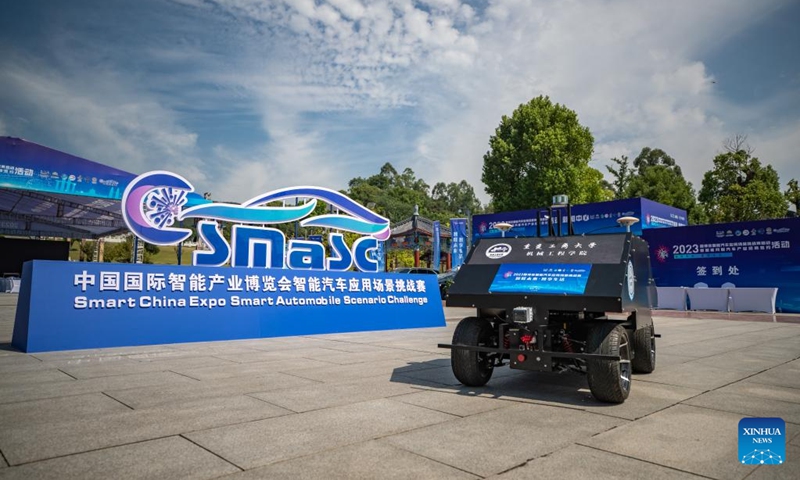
[632,323,656,373]
[586,323,631,403]
[451,317,495,387]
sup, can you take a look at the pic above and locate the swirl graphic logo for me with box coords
[122,171,391,246]
[122,171,194,245]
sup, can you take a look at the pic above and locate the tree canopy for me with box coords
[698,145,787,223]
[785,179,800,215]
[430,180,482,218]
[347,162,482,225]
[625,147,700,222]
[606,155,632,200]
[482,96,610,212]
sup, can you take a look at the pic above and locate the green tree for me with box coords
[347,162,482,224]
[699,140,787,222]
[430,180,482,217]
[481,96,603,211]
[79,240,96,261]
[625,147,700,222]
[606,155,632,200]
[103,236,157,263]
[348,163,430,223]
[580,167,614,203]
[786,179,800,215]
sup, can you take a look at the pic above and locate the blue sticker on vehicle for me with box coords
[489,264,592,295]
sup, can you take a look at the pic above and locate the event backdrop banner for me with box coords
[642,217,800,313]
[472,198,687,241]
[13,260,445,353]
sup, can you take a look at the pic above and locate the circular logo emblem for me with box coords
[486,243,512,259]
[627,260,636,301]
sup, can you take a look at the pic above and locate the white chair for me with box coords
[655,286,687,310]
[687,287,730,312]
[729,288,777,314]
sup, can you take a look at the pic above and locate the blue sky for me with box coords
[1,0,798,203]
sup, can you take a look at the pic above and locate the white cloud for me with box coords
[3,0,798,206]
[0,57,207,185]
[198,0,797,201]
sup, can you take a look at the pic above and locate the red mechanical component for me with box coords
[562,334,574,353]
[520,334,533,345]
[503,334,510,349]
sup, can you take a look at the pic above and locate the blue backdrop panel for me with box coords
[472,198,687,241]
[13,260,446,353]
[640,198,688,229]
[642,218,800,313]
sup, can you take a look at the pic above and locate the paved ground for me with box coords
[1,293,799,479]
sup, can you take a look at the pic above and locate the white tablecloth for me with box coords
[687,288,730,312]
[656,287,687,310]
[729,288,778,314]
[2,277,20,293]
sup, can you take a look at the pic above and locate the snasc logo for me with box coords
[122,171,390,273]
[739,417,785,465]
[486,243,512,259]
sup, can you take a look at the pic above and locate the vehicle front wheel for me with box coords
[586,323,632,403]
[451,317,496,387]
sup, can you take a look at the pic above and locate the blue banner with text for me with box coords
[13,260,445,352]
[433,221,441,271]
[489,263,592,295]
[472,198,687,242]
[450,218,468,269]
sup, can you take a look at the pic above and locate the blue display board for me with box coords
[450,218,468,269]
[375,240,387,272]
[489,264,592,295]
[473,198,687,241]
[642,218,800,313]
[432,221,441,270]
[13,260,445,353]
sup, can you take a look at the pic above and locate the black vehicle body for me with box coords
[439,217,658,403]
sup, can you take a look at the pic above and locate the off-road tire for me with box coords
[632,323,656,373]
[451,317,495,387]
[586,323,632,403]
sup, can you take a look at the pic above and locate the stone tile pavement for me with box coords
[1,293,799,479]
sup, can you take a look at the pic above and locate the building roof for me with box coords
[0,137,138,239]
